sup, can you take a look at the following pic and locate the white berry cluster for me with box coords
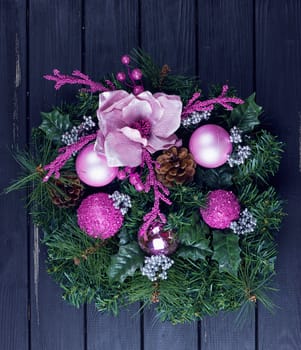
[228,126,252,167]
[230,208,257,235]
[61,116,95,146]
[141,255,174,282]
[229,126,242,143]
[109,191,132,215]
[181,111,211,127]
[228,145,251,167]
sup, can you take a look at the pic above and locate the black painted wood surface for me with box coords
[0,1,300,349]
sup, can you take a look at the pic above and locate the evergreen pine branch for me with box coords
[234,131,284,185]
[131,48,198,102]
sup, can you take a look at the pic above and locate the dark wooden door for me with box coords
[1,1,300,349]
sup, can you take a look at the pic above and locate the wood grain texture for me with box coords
[87,305,141,350]
[198,0,254,97]
[28,1,84,349]
[201,312,255,350]
[1,0,301,349]
[255,1,301,349]
[85,0,139,78]
[84,2,141,349]
[0,1,28,350]
[140,0,197,75]
[198,2,256,349]
[143,306,198,350]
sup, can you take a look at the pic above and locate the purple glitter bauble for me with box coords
[77,193,123,239]
[200,190,240,229]
[189,124,232,168]
[138,223,178,256]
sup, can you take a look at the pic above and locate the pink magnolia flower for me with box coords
[95,90,182,167]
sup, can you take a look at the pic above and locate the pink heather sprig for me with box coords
[42,133,97,182]
[181,85,244,118]
[44,69,114,93]
[137,149,172,239]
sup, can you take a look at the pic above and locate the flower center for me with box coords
[131,118,152,139]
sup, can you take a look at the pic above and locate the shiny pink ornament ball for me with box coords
[189,124,232,168]
[77,193,123,239]
[138,223,178,256]
[200,190,240,229]
[75,143,118,187]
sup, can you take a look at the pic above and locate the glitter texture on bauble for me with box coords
[200,190,240,229]
[77,193,123,239]
[138,223,178,256]
[189,124,232,168]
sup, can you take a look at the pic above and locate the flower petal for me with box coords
[119,126,148,147]
[104,131,143,167]
[152,93,182,137]
[98,90,131,113]
[147,134,182,153]
[97,91,134,135]
[94,130,105,153]
[122,95,153,124]
[136,91,163,123]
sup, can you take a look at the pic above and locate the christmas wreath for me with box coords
[7,50,284,324]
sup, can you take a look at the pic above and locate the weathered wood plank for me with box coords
[0,1,28,349]
[84,0,139,78]
[140,0,197,75]
[255,1,301,349]
[202,312,255,350]
[198,1,255,349]
[84,1,141,349]
[143,307,198,350]
[140,1,198,349]
[28,1,84,349]
[87,305,141,350]
[198,0,254,97]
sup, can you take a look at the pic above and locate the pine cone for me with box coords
[155,147,196,187]
[49,174,84,208]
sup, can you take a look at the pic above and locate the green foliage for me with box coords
[131,48,198,102]
[39,110,71,144]
[234,131,283,185]
[224,93,262,131]
[177,215,212,261]
[212,232,241,276]
[5,51,285,325]
[196,165,233,190]
[108,242,144,283]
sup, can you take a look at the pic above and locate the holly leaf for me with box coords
[197,166,233,189]
[39,110,71,143]
[212,231,241,276]
[177,243,211,261]
[118,227,132,245]
[228,93,262,132]
[177,218,212,261]
[108,242,144,283]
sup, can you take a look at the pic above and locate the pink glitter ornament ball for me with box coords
[77,193,123,239]
[200,190,240,229]
[75,143,118,187]
[189,124,232,168]
[138,223,178,256]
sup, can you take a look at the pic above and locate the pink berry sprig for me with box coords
[116,54,144,95]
